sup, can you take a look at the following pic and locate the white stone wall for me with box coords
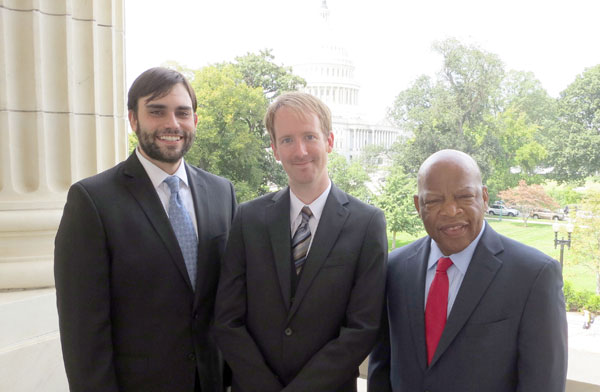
[0,0,128,289]
[0,1,126,390]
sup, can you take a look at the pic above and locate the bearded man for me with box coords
[55,67,236,392]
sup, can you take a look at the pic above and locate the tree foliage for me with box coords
[233,49,306,101]
[328,152,372,202]
[570,185,600,293]
[182,51,305,202]
[388,39,562,197]
[375,166,422,248]
[546,64,600,182]
[187,64,267,202]
[497,180,559,225]
[389,39,505,176]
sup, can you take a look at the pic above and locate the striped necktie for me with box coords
[292,206,313,275]
[164,176,198,291]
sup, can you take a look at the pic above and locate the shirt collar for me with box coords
[135,147,189,189]
[289,179,332,222]
[428,222,486,275]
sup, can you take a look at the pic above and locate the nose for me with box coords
[294,140,308,156]
[163,112,179,130]
[440,199,461,216]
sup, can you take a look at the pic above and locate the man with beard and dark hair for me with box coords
[55,67,236,392]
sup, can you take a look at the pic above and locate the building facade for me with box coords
[291,0,405,160]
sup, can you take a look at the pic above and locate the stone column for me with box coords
[0,0,127,290]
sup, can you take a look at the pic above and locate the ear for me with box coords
[414,195,421,215]
[128,110,137,132]
[326,132,334,153]
[194,113,198,127]
[482,185,489,208]
[271,141,280,161]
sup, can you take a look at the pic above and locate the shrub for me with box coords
[586,294,600,313]
[564,281,600,313]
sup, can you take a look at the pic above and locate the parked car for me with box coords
[487,204,519,217]
[530,208,565,221]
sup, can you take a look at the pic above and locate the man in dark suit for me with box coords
[214,92,387,392]
[368,149,568,392]
[54,67,236,392]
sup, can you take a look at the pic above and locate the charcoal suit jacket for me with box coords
[368,222,568,392]
[214,184,387,392]
[54,153,236,392]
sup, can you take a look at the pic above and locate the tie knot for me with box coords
[301,206,313,219]
[436,257,453,272]
[164,176,180,194]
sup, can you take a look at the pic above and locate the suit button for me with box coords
[284,328,293,336]
[188,353,196,361]
[193,313,199,320]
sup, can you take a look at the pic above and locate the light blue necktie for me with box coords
[164,176,198,291]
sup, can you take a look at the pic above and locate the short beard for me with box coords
[136,126,194,164]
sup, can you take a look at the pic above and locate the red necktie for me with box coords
[425,257,453,365]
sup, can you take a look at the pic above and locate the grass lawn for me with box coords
[387,217,597,292]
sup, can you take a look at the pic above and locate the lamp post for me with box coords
[553,222,574,271]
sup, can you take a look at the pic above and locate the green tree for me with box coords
[483,108,547,197]
[231,50,306,189]
[498,70,557,128]
[547,64,600,182]
[328,152,372,202]
[128,131,138,154]
[187,64,268,202]
[389,39,505,179]
[233,49,306,101]
[184,51,306,201]
[570,186,600,293]
[389,40,553,195]
[376,166,422,249]
[543,181,582,209]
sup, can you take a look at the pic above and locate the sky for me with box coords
[125,0,600,120]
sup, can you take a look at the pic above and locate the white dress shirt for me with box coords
[424,223,486,316]
[135,148,198,236]
[289,180,332,253]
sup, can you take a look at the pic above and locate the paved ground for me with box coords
[356,311,600,391]
[567,311,600,386]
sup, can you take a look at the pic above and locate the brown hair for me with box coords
[264,92,331,143]
[127,67,197,113]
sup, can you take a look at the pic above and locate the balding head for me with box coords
[417,149,483,191]
[414,149,488,255]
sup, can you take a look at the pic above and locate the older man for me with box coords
[368,149,567,392]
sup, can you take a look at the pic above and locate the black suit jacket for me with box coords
[214,185,387,392]
[54,153,236,392]
[368,222,568,392]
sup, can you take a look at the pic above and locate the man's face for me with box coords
[414,159,489,256]
[271,107,334,192]
[129,83,197,171]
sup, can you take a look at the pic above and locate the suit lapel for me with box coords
[267,188,293,311]
[287,185,349,321]
[429,224,504,367]
[405,238,430,371]
[122,154,194,291]
[186,164,209,303]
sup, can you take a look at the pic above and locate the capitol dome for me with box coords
[289,0,405,160]
[292,0,361,119]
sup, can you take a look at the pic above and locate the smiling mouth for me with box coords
[157,135,182,142]
[440,223,467,236]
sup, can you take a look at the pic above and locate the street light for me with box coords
[553,222,574,270]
